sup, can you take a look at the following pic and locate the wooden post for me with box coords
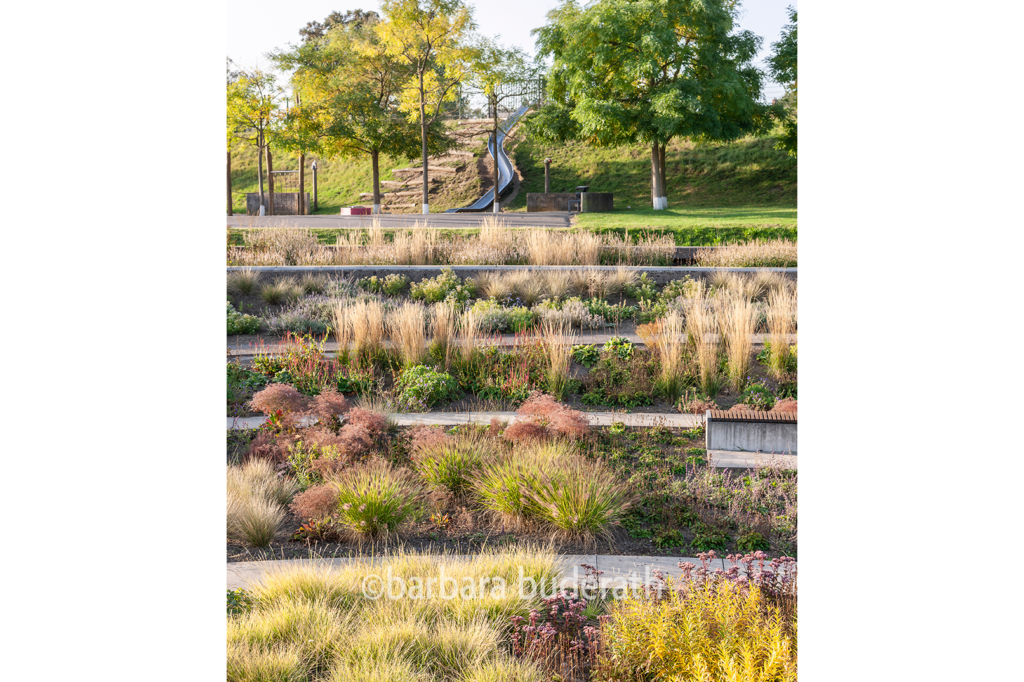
[266,147,275,215]
[544,157,551,193]
[227,151,233,216]
[299,153,305,215]
[312,161,318,212]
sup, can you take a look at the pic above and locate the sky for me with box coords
[227,0,796,101]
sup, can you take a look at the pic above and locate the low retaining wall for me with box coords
[705,410,797,454]
[246,193,311,216]
[226,265,797,286]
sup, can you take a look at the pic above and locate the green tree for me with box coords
[226,66,280,210]
[376,0,477,214]
[272,17,430,214]
[468,39,544,212]
[531,0,772,210]
[768,6,797,157]
[299,9,380,43]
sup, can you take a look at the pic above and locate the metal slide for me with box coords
[446,105,530,212]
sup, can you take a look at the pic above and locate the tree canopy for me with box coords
[299,9,380,43]
[768,6,797,157]
[530,0,772,209]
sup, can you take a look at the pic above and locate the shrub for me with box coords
[249,384,311,421]
[412,429,497,498]
[602,336,634,360]
[345,406,389,438]
[581,352,658,408]
[227,301,261,335]
[739,381,776,411]
[396,365,461,410]
[290,484,340,521]
[310,389,351,425]
[408,424,450,452]
[515,392,590,440]
[357,273,409,296]
[264,312,329,336]
[470,298,536,333]
[623,272,658,302]
[678,389,717,414]
[599,565,797,681]
[771,397,798,413]
[534,298,605,330]
[571,344,600,367]
[327,458,424,539]
[410,267,474,304]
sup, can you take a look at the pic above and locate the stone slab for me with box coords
[228,411,705,431]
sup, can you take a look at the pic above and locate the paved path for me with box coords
[227,212,573,229]
[227,332,797,356]
[227,553,739,591]
[227,410,704,431]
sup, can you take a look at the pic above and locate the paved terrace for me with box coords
[227,553,766,591]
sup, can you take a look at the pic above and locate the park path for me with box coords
[227,212,573,229]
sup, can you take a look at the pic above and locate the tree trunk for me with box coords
[266,147,275,215]
[651,142,665,210]
[659,142,667,208]
[492,104,500,213]
[227,151,233,216]
[312,162,318,212]
[256,137,265,213]
[419,72,429,215]
[371,149,381,214]
[299,153,305,215]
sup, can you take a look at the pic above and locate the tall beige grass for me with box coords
[719,292,760,391]
[542,270,571,301]
[226,459,297,547]
[685,300,724,396]
[430,302,458,370]
[331,302,354,364]
[653,313,687,402]
[694,239,797,267]
[390,302,427,368]
[347,300,386,366]
[538,320,573,400]
[767,286,798,378]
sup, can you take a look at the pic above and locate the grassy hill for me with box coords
[228,124,796,230]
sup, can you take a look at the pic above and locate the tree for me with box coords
[531,0,772,209]
[299,9,380,43]
[272,17,430,214]
[468,39,544,212]
[226,66,280,210]
[767,7,797,157]
[377,0,477,214]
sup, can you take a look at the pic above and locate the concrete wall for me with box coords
[527,193,579,212]
[581,193,613,213]
[706,420,797,454]
[246,193,311,216]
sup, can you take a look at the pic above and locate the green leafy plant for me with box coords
[602,336,635,361]
[652,527,686,549]
[737,530,771,552]
[739,381,776,411]
[227,588,254,616]
[623,273,658,302]
[358,273,409,296]
[410,267,475,304]
[396,365,461,409]
[690,523,729,552]
[227,301,261,335]
[571,344,600,367]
